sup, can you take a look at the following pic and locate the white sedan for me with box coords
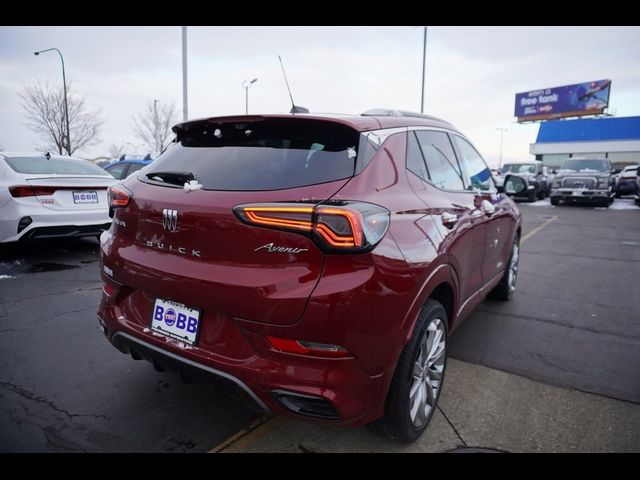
[0,151,116,243]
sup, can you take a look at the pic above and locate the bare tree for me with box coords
[19,80,103,155]
[132,100,177,155]
[108,143,127,159]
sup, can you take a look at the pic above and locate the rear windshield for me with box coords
[144,118,363,191]
[560,159,609,173]
[4,156,109,176]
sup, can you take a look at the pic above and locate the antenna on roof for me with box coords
[278,55,309,114]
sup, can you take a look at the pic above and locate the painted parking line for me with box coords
[521,215,557,244]
[209,415,276,453]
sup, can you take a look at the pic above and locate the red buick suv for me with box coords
[98,110,521,443]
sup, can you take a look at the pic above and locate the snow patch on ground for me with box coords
[526,199,552,207]
[607,199,640,210]
[0,275,15,280]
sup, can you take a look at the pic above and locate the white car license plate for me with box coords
[73,191,98,204]
[572,190,581,196]
[151,298,201,345]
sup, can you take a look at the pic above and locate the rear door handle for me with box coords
[441,212,458,228]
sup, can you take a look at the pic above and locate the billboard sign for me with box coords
[514,80,611,122]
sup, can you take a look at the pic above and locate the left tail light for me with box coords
[233,201,390,253]
[108,185,132,218]
[9,185,57,197]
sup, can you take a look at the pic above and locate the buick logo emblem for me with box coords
[162,209,178,231]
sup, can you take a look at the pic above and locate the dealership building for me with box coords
[529,115,640,170]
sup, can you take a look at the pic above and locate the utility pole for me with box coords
[497,127,507,169]
[182,26,188,121]
[421,27,427,114]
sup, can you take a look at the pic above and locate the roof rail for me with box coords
[361,108,450,124]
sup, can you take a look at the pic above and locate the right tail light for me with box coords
[234,201,390,253]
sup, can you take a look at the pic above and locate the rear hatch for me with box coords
[108,116,365,326]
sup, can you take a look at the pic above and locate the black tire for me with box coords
[375,299,448,443]
[488,235,520,301]
[537,187,545,200]
[550,197,560,206]
[528,190,537,202]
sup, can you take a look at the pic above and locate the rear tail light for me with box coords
[266,336,351,358]
[9,185,57,197]
[234,201,389,253]
[108,185,132,218]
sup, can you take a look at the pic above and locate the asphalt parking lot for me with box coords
[1,199,639,452]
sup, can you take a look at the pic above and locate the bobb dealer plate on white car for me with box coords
[151,298,201,345]
[73,191,99,204]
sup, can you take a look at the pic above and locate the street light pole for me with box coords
[421,26,427,114]
[34,48,70,155]
[242,78,258,115]
[497,127,507,169]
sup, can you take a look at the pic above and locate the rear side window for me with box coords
[146,118,362,191]
[452,135,494,191]
[406,132,429,181]
[4,156,109,176]
[414,130,464,190]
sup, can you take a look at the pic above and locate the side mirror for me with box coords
[501,174,527,196]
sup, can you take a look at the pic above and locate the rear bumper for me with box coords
[550,188,611,201]
[99,298,394,427]
[110,331,268,411]
[0,205,112,243]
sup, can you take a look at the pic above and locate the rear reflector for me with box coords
[266,336,351,358]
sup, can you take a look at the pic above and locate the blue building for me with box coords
[530,116,640,169]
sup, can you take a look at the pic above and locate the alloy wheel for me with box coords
[409,317,446,428]
[508,243,519,291]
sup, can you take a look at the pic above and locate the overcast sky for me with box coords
[1,26,639,166]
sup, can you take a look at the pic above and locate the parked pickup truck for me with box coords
[550,158,615,207]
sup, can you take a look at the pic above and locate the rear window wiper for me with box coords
[146,171,195,186]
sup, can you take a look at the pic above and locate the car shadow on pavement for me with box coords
[0,238,100,276]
